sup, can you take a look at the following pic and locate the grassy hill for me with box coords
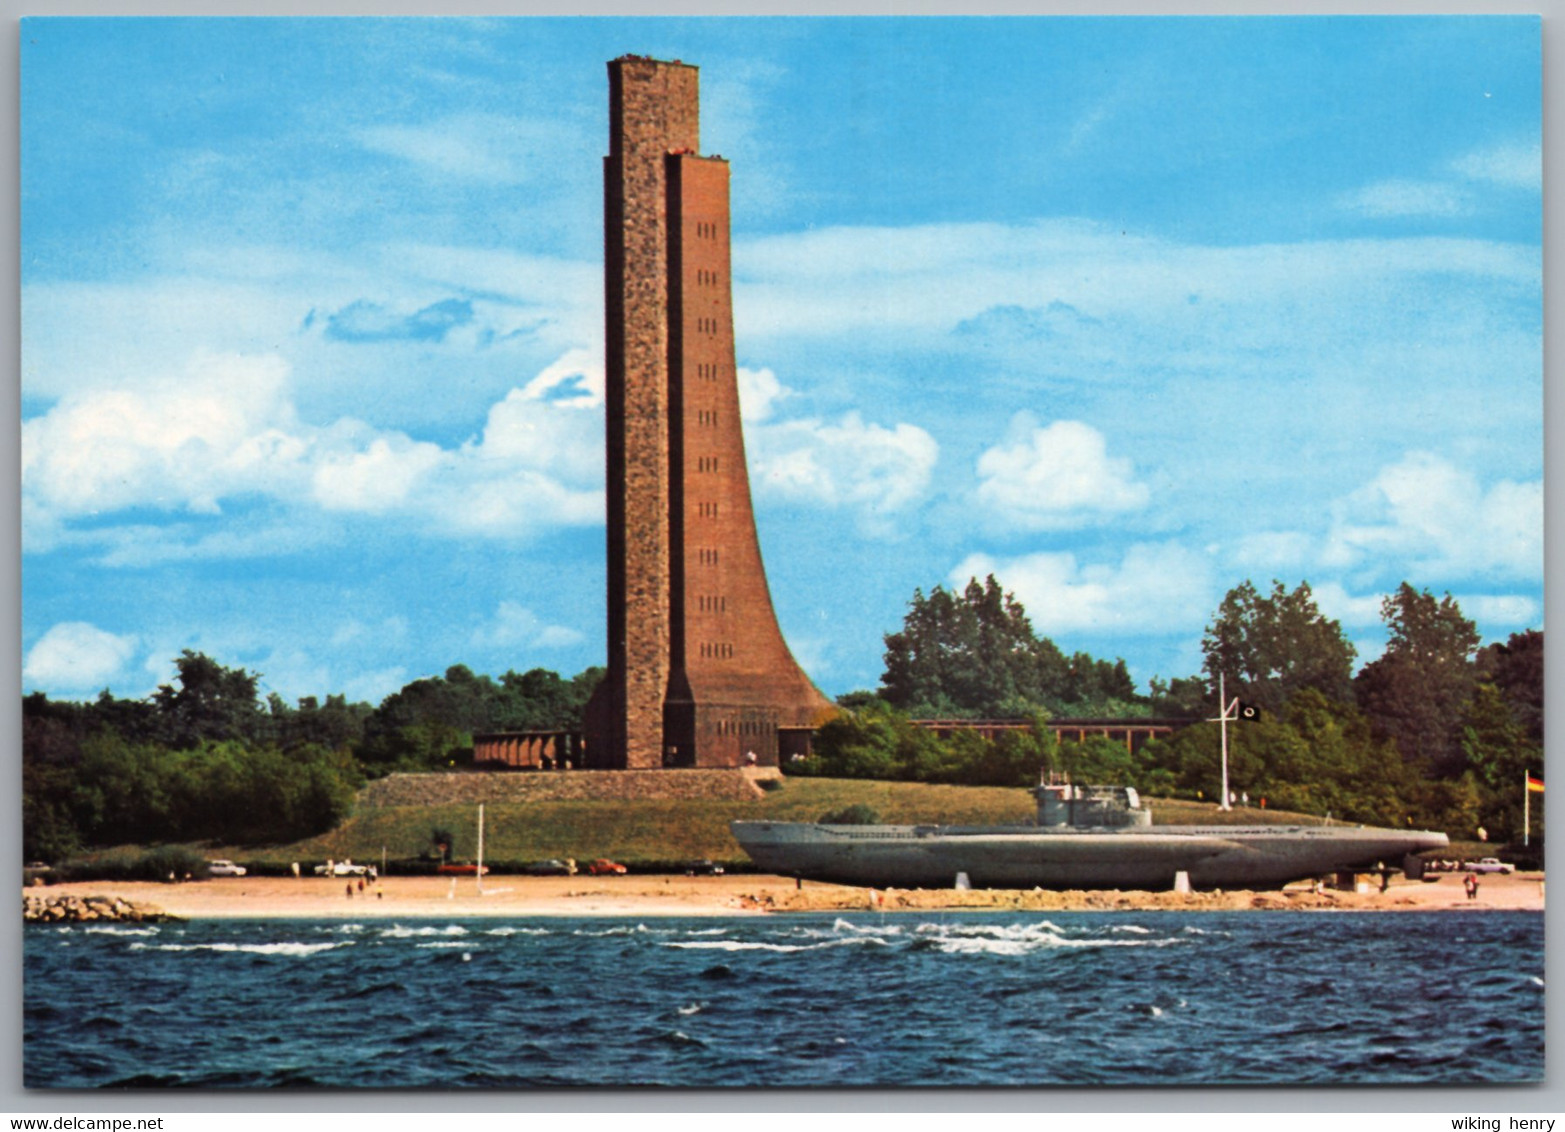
[204,777,1366,872]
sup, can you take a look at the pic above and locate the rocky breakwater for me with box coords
[24,893,182,924]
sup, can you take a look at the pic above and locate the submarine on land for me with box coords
[729,782,1450,891]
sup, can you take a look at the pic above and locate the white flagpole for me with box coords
[1524,771,1530,848]
[477,802,485,895]
[1217,672,1231,812]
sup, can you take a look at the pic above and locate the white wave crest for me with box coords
[574,923,675,938]
[826,918,905,937]
[664,939,810,953]
[911,920,1183,955]
[132,941,348,957]
[84,926,158,937]
[379,925,469,938]
[664,936,890,954]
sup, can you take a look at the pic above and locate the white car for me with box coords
[313,861,369,877]
[1464,857,1516,875]
[206,859,247,877]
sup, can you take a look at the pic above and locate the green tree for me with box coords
[1476,628,1543,745]
[283,694,372,751]
[22,716,83,861]
[1458,683,1542,843]
[1054,735,1140,787]
[152,651,264,749]
[880,584,966,714]
[1142,689,1415,827]
[1201,580,1356,714]
[800,704,944,781]
[880,575,1132,717]
[360,664,603,770]
[1355,584,1480,777]
[1146,675,1208,718]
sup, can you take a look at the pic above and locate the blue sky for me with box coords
[20,16,1543,706]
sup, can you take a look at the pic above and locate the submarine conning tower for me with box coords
[1035,784,1153,829]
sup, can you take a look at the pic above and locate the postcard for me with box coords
[20,17,1543,1091]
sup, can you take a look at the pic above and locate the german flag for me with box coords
[1527,775,1545,793]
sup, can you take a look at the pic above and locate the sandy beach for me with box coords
[25,869,1544,919]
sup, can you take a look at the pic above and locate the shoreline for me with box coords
[23,870,1544,920]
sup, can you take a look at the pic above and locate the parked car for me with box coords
[587,858,628,875]
[313,860,369,877]
[1464,857,1516,875]
[683,859,725,876]
[206,859,247,877]
[525,859,576,876]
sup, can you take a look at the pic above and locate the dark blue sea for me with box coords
[24,911,1543,1089]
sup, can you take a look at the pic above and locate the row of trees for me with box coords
[819,575,1543,843]
[22,652,604,860]
[21,573,1543,857]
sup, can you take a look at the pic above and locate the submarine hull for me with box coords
[728,821,1450,890]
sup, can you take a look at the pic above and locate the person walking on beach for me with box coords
[1464,874,1479,901]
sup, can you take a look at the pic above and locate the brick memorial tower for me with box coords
[582,56,834,769]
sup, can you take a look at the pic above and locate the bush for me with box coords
[64,845,211,883]
[818,803,881,825]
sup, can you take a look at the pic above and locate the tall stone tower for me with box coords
[582,56,834,770]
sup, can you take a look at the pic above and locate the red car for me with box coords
[587,858,628,875]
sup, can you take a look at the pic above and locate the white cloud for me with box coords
[433,470,603,537]
[355,113,566,185]
[343,667,409,707]
[1458,593,1540,626]
[21,353,306,517]
[1452,141,1541,191]
[80,521,334,570]
[733,222,1538,416]
[518,347,603,407]
[975,415,1149,529]
[23,351,609,557]
[1336,179,1469,218]
[1310,582,1387,630]
[476,357,604,487]
[21,245,602,431]
[471,601,586,650]
[24,623,138,692]
[748,411,938,535]
[1322,452,1541,581]
[1229,530,1317,572]
[951,542,1216,637]
[737,367,787,422]
[251,648,333,703]
[312,434,446,513]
